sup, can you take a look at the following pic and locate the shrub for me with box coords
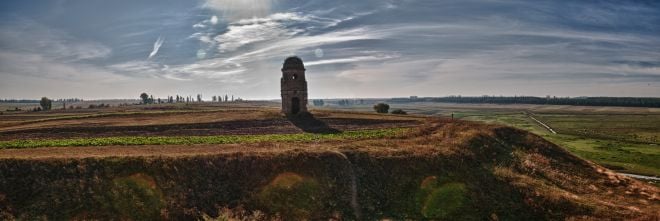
[391,109,407,115]
[140,93,149,104]
[373,103,390,113]
[40,97,52,111]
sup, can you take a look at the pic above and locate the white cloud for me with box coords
[192,15,220,29]
[0,20,112,62]
[109,58,247,82]
[228,27,384,63]
[211,12,311,52]
[192,23,207,29]
[203,0,273,21]
[170,10,390,83]
[148,36,165,59]
[306,54,398,66]
[210,15,219,25]
[0,52,93,79]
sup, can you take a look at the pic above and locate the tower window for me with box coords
[292,74,298,80]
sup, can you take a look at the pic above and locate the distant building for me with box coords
[280,56,308,115]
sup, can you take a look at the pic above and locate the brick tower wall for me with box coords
[281,66,308,114]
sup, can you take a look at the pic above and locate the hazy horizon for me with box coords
[2,0,659,100]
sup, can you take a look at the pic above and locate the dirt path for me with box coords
[0,144,287,159]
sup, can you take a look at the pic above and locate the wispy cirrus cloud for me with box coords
[3,0,660,99]
[306,53,398,66]
[147,36,164,59]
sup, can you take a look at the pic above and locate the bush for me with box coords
[373,103,390,113]
[40,97,52,111]
[391,109,407,115]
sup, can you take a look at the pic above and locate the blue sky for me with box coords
[1,0,659,99]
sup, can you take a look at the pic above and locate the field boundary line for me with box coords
[526,112,557,134]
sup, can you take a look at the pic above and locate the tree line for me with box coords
[388,96,660,108]
[0,98,83,103]
[139,92,243,104]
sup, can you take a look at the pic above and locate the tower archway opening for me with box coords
[291,97,300,114]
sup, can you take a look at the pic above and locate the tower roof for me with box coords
[282,56,305,70]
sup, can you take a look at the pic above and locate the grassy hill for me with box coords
[319,102,660,178]
[0,103,658,220]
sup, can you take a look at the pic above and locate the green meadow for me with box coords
[0,128,407,149]
[459,110,660,177]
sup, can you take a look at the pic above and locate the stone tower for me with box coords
[281,56,308,115]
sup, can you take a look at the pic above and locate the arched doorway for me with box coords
[291,97,300,114]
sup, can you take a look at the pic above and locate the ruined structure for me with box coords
[281,56,308,115]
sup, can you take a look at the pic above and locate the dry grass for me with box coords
[0,106,658,220]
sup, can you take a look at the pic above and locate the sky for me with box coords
[1,0,659,100]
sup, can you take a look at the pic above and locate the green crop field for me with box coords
[0,128,408,149]
[457,110,660,177]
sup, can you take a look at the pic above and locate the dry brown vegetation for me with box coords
[0,103,658,220]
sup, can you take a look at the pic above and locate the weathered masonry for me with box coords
[281,56,308,115]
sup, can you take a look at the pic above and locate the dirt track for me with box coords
[0,144,289,159]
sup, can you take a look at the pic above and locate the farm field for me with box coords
[0,102,421,141]
[320,102,660,178]
[0,102,658,220]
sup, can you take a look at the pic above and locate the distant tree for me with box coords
[313,99,324,106]
[39,97,52,111]
[212,96,217,102]
[197,94,202,102]
[140,93,149,104]
[373,103,389,113]
[225,95,229,102]
[391,109,407,115]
